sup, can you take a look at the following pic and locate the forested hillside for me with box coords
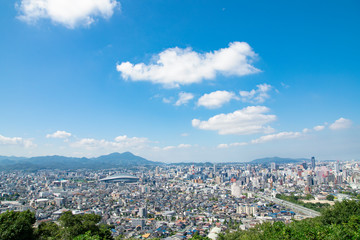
[216,200,360,240]
[1,200,360,240]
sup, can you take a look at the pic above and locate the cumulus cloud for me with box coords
[329,117,352,130]
[192,106,276,135]
[71,135,149,150]
[0,134,35,148]
[17,0,120,28]
[197,90,237,109]
[239,83,272,103]
[46,130,72,139]
[116,42,260,88]
[251,131,302,144]
[313,125,325,131]
[175,92,194,106]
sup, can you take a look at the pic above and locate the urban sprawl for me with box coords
[1,158,360,239]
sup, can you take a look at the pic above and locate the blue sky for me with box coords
[0,0,359,162]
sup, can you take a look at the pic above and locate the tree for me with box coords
[190,232,210,240]
[35,221,61,240]
[321,200,360,225]
[218,199,360,240]
[74,231,101,240]
[59,211,113,240]
[326,194,335,201]
[0,210,36,240]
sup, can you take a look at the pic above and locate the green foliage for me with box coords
[304,194,314,200]
[59,211,113,240]
[220,200,360,240]
[276,194,330,212]
[0,210,116,240]
[34,221,61,240]
[0,192,20,201]
[321,200,360,225]
[326,194,335,201]
[0,210,36,240]
[74,231,101,240]
[190,232,211,240]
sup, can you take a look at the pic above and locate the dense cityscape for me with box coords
[1,157,360,239]
[1,0,359,239]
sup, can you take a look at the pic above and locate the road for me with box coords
[259,194,321,217]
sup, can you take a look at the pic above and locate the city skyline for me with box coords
[0,0,359,162]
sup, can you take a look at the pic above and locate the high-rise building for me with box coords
[334,160,340,174]
[231,182,242,198]
[311,157,316,170]
[138,207,147,218]
[306,175,314,186]
[237,204,257,216]
[271,162,277,171]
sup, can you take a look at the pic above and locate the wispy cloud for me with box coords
[71,135,149,150]
[239,83,272,103]
[0,134,36,148]
[163,144,191,150]
[175,92,194,106]
[116,42,260,88]
[46,130,72,139]
[313,125,325,131]
[251,131,302,144]
[217,142,247,148]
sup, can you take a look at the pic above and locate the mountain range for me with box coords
[0,153,324,171]
[0,152,162,171]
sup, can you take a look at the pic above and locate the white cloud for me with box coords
[329,118,352,130]
[46,130,72,139]
[175,92,194,106]
[217,143,229,149]
[197,90,237,109]
[192,106,276,135]
[116,42,260,88]
[230,142,248,147]
[302,128,310,133]
[251,131,302,144]
[178,143,191,148]
[163,144,191,150]
[71,135,149,150]
[162,97,172,104]
[181,133,189,137]
[217,142,247,148]
[163,146,175,151]
[0,134,35,148]
[17,0,120,28]
[313,125,325,131]
[239,83,272,103]
[114,135,148,145]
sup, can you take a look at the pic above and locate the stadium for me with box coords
[99,174,139,183]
